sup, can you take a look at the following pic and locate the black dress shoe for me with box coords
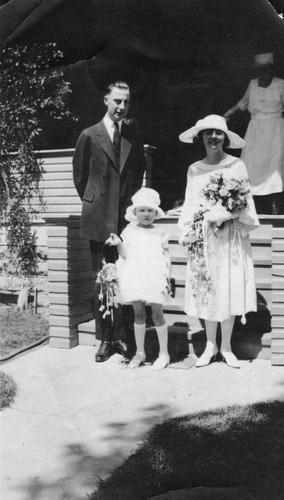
[95,341,113,362]
[113,339,128,356]
[126,343,136,360]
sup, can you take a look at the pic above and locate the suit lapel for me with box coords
[94,121,118,171]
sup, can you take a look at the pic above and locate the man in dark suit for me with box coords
[73,81,146,361]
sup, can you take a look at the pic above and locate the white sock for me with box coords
[155,324,169,356]
[220,317,235,352]
[205,320,218,350]
[134,323,146,354]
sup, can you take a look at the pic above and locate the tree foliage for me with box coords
[0,43,75,280]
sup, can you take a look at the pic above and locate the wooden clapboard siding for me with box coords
[36,149,81,218]
[270,218,284,365]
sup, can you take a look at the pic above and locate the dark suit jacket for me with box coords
[73,119,146,242]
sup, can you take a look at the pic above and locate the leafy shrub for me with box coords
[0,371,17,409]
[0,43,75,281]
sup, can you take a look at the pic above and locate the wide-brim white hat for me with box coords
[125,188,165,222]
[179,114,245,149]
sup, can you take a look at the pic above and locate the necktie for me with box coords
[113,121,120,168]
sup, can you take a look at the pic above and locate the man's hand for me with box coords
[105,233,122,246]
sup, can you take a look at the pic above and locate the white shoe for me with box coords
[221,350,240,369]
[129,352,146,368]
[151,354,170,371]
[196,346,217,367]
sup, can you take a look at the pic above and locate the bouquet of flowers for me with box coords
[96,259,119,318]
[202,173,250,214]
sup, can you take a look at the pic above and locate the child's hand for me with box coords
[105,233,122,246]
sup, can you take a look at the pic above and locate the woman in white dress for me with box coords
[224,52,284,214]
[179,115,259,368]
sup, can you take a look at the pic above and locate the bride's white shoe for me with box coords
[196,346,218,367]
[221,350,240,369]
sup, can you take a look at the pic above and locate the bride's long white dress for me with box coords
[178,155,259,322]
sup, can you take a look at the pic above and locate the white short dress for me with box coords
[117,223,172,305]
[238,77,284,195]
[178,155,259,322]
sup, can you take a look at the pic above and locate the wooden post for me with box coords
[45,216,94,348]
[143,145,157,187]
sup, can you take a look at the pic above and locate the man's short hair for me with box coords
[105,81,130,95]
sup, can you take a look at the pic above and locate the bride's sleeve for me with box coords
[236,160,259,232]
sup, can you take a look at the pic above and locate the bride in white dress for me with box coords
[178,115,259,369]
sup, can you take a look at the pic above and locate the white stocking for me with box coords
[205,320,218,350]
[134,323,146,354]
[156,324,169,356]
[220,317,235,351]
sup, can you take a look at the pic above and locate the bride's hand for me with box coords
[204,206,229,224]
[212,221,225,237]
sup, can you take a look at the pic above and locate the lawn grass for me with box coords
[91,401,284,500]
[0,371,17,409]
[0,304,49,357]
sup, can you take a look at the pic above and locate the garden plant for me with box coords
[0,43,75,305]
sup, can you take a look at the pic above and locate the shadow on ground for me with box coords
[14,401,284,500]
[14,403,174,500]
[90,401,284,500]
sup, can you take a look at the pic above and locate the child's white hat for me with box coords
[125,188,165,222]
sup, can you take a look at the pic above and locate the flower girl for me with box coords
[106,188,172,370]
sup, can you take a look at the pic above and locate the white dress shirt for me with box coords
[103,114,122,142]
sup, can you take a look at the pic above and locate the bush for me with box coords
[0,371,17,409]
[0,42,76,282]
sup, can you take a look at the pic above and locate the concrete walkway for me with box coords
[1,345,284,500]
